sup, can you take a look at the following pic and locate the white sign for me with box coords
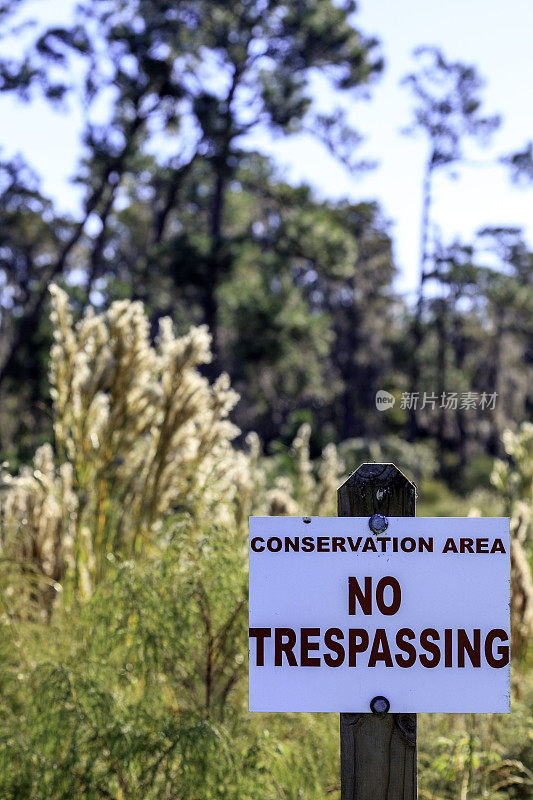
[249,516,510,713]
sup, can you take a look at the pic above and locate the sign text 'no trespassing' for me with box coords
[248,516,510,713]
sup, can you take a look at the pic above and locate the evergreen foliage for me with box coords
[0,294,531,800]
[0,2,531,798]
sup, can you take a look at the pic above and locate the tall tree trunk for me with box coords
[435,296,448,465]
[0,112,145,388]
[408,157,433,440]
[203,64,244,363]
[487,311,505,457]
[451,315,468,476]
[205,165,226,359]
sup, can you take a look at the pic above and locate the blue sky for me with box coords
[1,0,531,299]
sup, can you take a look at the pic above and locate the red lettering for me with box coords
[301,628,321,666]
[348,629,369,666]
[324,628,345,667]
[368,629,393,667]
[376,576,402,615]
[274,628,297,666]
[485,629,509,667]
[419,628,441,668]
[348,576,372,615]
[457,629,481,667]
[395,628,416,667]
[444,628,453,667]
[249,627,271,666]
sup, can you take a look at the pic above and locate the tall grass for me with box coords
[0,290,531,799]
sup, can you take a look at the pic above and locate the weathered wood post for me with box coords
[338,463,417,800]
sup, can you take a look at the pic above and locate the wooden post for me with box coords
[338,463,417,800]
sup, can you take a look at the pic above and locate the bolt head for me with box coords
[369,514,388,535]
[370,695,390,716]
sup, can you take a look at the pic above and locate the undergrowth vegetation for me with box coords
[0,291,531,799]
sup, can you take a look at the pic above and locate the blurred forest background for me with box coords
[0,1,531,798]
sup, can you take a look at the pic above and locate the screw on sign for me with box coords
[248,463,510,800]
[369,513,389,535]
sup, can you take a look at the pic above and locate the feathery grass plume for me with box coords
[491,422,533,658]
[0,290,345,611]
[315,442,345,514]
[265,424,344,516]
[233,433,267,530]
[0,445,77,618]
[1,286,242,605]
[267,476,299,517]
[291,423,315,508]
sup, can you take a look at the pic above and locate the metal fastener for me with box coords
[370,695,390,717]
[369,513,388,535]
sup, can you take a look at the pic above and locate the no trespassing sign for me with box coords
[248,516,510,713]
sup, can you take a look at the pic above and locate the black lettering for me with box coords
[362,537,377,553]
[332,537,346,553]
[443,538,458,553]
[285,537,299,552]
